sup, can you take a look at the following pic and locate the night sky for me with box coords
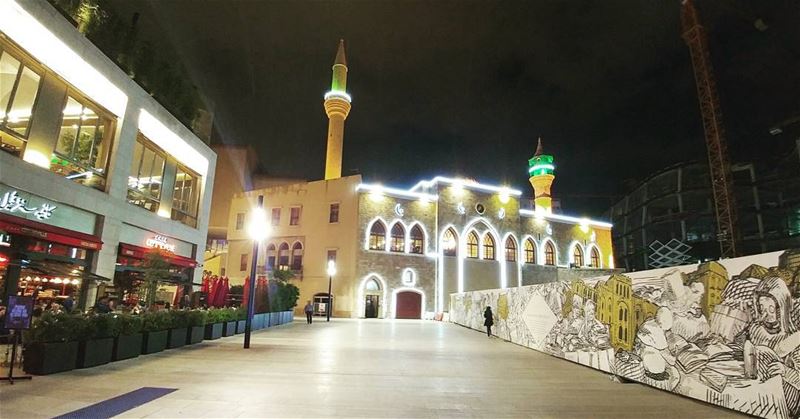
[109,1,799,217]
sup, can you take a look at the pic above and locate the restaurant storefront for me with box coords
[0,184,106,309]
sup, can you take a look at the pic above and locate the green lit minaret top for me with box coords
[528,137,555,176]
[330,39,348,94]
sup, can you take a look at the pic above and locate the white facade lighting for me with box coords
[324,90,352,102]
[138,110,209,176]
[499,188,510,204]
[356,183,437,201]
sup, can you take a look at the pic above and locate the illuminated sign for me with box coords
[146,234,176,252]
[0,190,56,220]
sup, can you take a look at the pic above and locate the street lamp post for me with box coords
[326,260,336,322]
[244,195,268,349]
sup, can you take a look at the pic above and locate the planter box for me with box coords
[113,334,142,361]
[270,312,278,326]
[23,341,78,375]
[142,330,168,354]
[204,323,223,340]
[223,321,237,337]
[253,314,264,330]
[167,328,188,349]
[236,320,246,334]
[77,337,114,368]
[187,326,204,345]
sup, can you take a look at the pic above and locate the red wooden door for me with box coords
[395,291,421,319]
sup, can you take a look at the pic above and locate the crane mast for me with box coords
[681,0,738,258]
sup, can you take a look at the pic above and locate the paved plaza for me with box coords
[0,319,743,418]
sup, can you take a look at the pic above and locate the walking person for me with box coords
[484,306,494,338]
[304,300,314,324]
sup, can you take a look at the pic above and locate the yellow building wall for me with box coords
[224,175,362,317]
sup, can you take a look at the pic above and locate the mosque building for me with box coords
[223,41,616,319]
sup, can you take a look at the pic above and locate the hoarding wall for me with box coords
[450,250,800,419]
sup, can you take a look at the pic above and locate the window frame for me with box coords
[289,206,301,226]
[409,225,424,254]
[0,40,45,155]
[291,242,303,270]
[239,253,248,271]
[329,202,340,223]
[545,242,556,266]
[277,242,290,269]
[271,207,281,227]
[126,134,167,213]
[573,245,584,267]
[483,234,496,260]
[390,223,405,253]
[369,221,386,251]
[590,247,600,268]
[171,163,201,227]
[466,231,479,259]
[524,239,536,264]
[504,236,517,262]
[235,212,245,230]
[443,228,458,257]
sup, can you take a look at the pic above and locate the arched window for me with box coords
[410,225,424,254]
[266,243,276,270]
[483,234,495,260]
[278,242,290,269]
[466,231,479,259]
[544,241,556,265]
[390,223,405,252]
[291,242,303,270]
[442,228,457,257]
[365,278,381,291]
[573,245,584,267]
[590,247,600,268]
[524,239,536,264]
[504,236,516,262]
[369,221,386,250]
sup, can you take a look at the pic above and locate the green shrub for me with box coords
[187,310,207,327]
[24,312,88,344]
[141,311,172,332]
[235,307,247,321]
[169,310,190,328]
[205,308,237,324]
[85,313,121,339]
[119,314,143,335]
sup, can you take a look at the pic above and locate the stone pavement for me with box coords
[0,318,744,418]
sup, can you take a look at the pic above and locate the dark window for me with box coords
[329,203,340,223]
[524,239,536,264]
[483,234,495,260]
[573,246,584,266]
[369,221,386,250]
[127,135,166,213]
[171,165,200,227]
[505,237,517,262]
[390,223,405,252]
[291,242,303,270]
[290,207,300,225]
[266,244,276,269]
[271,208,281,227]
[466,231,479,259]
[410,225,424,254]
[443,228,457,257]
[327,249,337,263]
[545,242,556,265]
[590,247,600,268]
[278,242,290,269]
[0,46,42,157]
[240,254,248,271]
[235,213,245,230]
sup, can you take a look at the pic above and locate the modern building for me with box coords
[223,41,616,319]
[607,148,800,271]
[0,0,216,308]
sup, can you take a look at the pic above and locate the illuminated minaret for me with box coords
[323,39,351,180]
[528,138,555,212]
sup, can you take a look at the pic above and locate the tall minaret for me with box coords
[528,138,555,212]
[323,39,351,180]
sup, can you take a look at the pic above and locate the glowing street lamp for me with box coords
[244,195,269,349]
[326,260,336,322]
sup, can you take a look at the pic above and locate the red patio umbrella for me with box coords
[172,285,184,308]
[201,273,210,294]
[215,277,229,307]
[241,276,250,308]
[207,275,220,307]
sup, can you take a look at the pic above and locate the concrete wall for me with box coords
[450,249,800,419]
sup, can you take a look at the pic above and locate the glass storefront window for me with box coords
[0,48,42,156]
[49,94,114,190]
[171,165,201,227]
[127,135,166,212]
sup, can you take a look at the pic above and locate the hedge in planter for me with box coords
[114,314,143,361]
[141,311,171,354]
[204,308,228,340]
[235,308,247,334]
[222,308,239,337]
[77,314,120,368]
[167,310,189,349]
[186,310,207,344]
[23,312,86,375]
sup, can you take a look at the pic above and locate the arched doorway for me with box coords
[363,278,381,318]
[313,292,333,317]
[395,291,422,319]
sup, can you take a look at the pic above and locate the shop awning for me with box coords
[24,259,113,283]
[0,213,102,250]
[119,244,197,268]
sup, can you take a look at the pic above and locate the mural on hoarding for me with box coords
[450,250,800,419]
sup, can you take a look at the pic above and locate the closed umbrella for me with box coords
[208,276,220,307]
[241,276,250,308]
[215,277,229,307]
[201,273,210,294]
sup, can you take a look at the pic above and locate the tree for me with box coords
[141,249,172,307]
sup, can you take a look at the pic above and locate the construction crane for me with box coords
[680,0,739,258]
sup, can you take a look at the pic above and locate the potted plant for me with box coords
[186,310,207,344]
[113,314,143,361]
[77,313,119,368]
[23,312,86,375]
[141,311,171,354]
[235,307,247,334]
[204,308,224,340]
[222,308,237,337]
[167,310,189,348]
